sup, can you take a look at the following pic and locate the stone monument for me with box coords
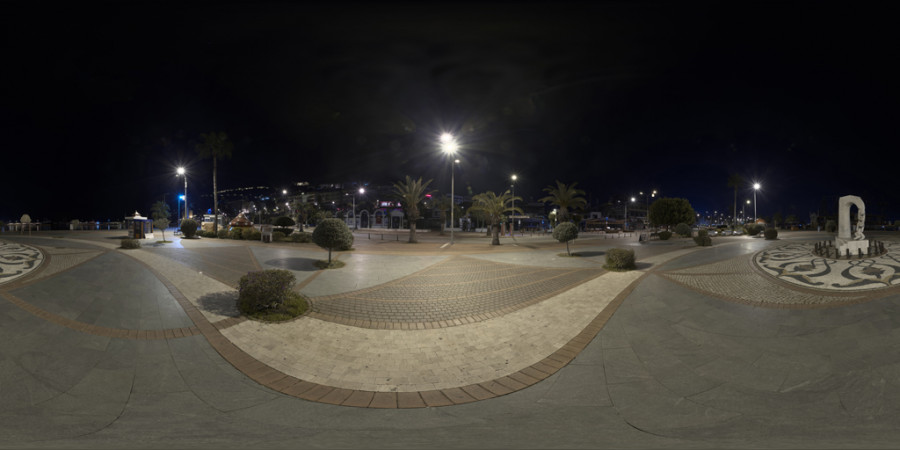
[836,195,867,256]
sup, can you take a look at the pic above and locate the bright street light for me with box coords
[176,167,187,225]
[353,187,365,230]
[753,182,761,223]
[510,175,518,234]
[441,134,459,244]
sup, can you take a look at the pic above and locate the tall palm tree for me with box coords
[727,174,744,229]
[195,132,234,233]
[431,194,453,236]
[538,181,586,222]
[471,190,522,245]
[392,176,433,243]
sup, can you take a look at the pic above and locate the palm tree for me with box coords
[195,132,234,233]
[538,181,586,222]
[392,176,433,243]
[727,174,743,229]
[471,190,522,245]
[431,194,453,235]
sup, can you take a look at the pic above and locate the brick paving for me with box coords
[309,255,604,329]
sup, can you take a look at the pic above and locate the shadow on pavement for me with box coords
[197,291,240,317]
[574,251,605,257]
[264,257,320,272]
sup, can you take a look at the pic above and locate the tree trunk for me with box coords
[328,247,332,263]
[409,222,417,243]
[491,223,500,245]
[213,156,219,233]
[566,240,570,256]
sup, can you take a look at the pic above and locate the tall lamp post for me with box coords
[441,133,459,244]
[753,182,761,223]
[510,174,517,234]
[176,167,187,225]
[353,187,364,230]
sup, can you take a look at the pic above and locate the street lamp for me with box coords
[753,182,761,223]
[176,167,187,224]
[743,199,750,224]
[441,133,459,244]
[510,174,517,234]
[353,187,364,230]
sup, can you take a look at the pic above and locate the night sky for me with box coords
[4,1,898,224]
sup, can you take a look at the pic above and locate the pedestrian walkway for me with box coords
[2,230,900,448]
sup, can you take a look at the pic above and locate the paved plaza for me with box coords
[2,229,900,448]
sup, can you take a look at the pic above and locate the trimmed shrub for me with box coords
[764,227,778,240]
[180,219,198,238]
[231,228,244,240]
[674,223,692,237]
[825,220,837,233]
[272,231,286,242]
[120,238,141,249]
[217,229,230,239]
[552,222,579,256]
[604,248,636,271]
[290,232,312,243]
[201,230,217,238]
[312,218,354,263]
[274,216,295,227]
[694,229,712,246]
[274,227,294,236]
[658,230,672,240]
[744,224,762,236]
[238,269,296,312]
[246,229,262,241]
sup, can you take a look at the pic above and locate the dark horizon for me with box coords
[3,1,898,224]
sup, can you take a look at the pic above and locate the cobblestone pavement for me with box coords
[309,255,604,328]
[4,230,900,449]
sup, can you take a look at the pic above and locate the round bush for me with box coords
[657,230,672,240]
[180,219,198,238]
[604,248,635,271]
[274,227,294,237]
[272,231,286,242]
[238,269,296,312]
[217,229,230,239]
[290,232,311,243]
[825,220,837,232]
[231,228,244,240]
[274,216,295,227]
[764,227,778,240]
[120,238,141,249]
[674,223,692,237]
[745,224,763,236]
[246,229,262,241]
[312,218,354,263]
[552,222,579,255]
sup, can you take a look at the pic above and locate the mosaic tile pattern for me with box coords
[754,242,900,291]
[0,241,44,285]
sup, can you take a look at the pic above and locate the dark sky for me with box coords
[3,1,898,223]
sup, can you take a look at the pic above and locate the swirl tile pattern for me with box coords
[0,241,44,285]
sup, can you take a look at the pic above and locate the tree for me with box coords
[727,174,743,229]
[648,197,696,229]
[552,222,579,256]
[195,132,234,233]
[19,214,32,235]
[773,211,783,229]
[538,181,586,222]
[151,200,171,242]
[392,176,433,243]
[311,218,353,264]
[471,190,522,245]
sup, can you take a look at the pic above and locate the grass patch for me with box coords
[244,291,309,323]
[156,240,172,244]
[557,252,583,257]
[314,260,346,269]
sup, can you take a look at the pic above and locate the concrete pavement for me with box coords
[2,229,900,448]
